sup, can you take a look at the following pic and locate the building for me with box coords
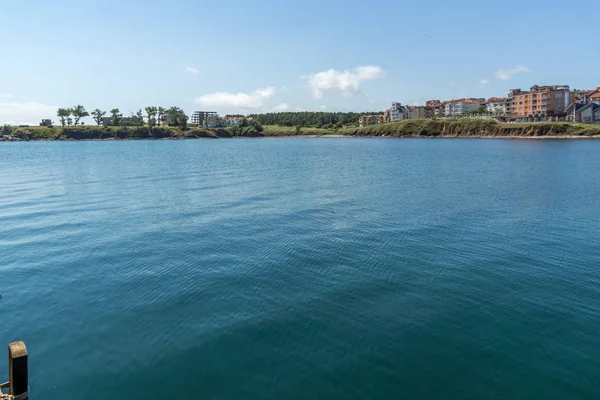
[383,109,391,123]
[220,115,245,126]
[565,102,600,123]
[444,98,485,117]
[39,119,53,127]
[506,85,571,122]
[359,115,377,127]
[390,102,410,122]
[426,100,444,117]
[485,97,507,115]
[590,90,600,104]
[191,111,218,128]
[571,87,600,104]
[409,106,432,119]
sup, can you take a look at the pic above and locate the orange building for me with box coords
[507,85,571,121]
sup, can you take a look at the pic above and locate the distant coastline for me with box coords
[2,119,600,142]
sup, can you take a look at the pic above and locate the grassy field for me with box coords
[261,125,339,136]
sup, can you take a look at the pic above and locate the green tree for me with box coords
[158,107,166,125]
[180,110,189,130]
[57,108,71,127]
[91,109,106,126]
[166,107,189,129]
[145,107,158,129]
[295,125,302,135]
[1,124,12,136]
[132,109,144,126]
[110,108,121,126]
[250,119,263,132]
[71,105,89,126]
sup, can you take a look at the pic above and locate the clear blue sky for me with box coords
[0,0,597,124]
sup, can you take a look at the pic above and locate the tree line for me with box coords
[246,111,383,128]
[56,106,189,129]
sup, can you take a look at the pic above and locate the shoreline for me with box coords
[3,119,600,142]
[3,134,600,142]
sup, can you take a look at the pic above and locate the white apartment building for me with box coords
[390,102,410,122]
[485,98,507,115]
[444,99,485,117]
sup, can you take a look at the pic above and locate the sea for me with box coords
[1,138,600,399]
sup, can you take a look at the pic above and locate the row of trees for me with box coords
[247,111,382,128]
[57,105,90,127]
[56,106,189,129]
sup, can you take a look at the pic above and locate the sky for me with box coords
[0,0,598,125]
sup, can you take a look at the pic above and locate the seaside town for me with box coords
[359,84,600,127]
[15,82,600,131]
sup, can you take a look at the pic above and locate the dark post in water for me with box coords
[8,341,28,400]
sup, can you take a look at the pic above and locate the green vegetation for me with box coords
[110,108,122,126]
[261,125,337,136]
[57,108,70,127]
[165,107,188,129]
[248,111,381,128]
[345,118,600,138]
[230,118,264,136]
[71,105,89,126]
[1,124,12,136]
[145,107,158,129]
[3,119,600,142]
[91,109,106,126]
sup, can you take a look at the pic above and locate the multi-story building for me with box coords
[444,98,485,117]
[191,111,218,127]
[39,119,53,127]
[506,85,571,121]
[359,115,378,127]
[383,109,391,123]
[485,97,507,115]
[359,114,389,127]
[426,100,444,117]
[390,102,410,122]
[409,106,432,119]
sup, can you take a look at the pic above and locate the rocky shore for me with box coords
[345,119,600,138]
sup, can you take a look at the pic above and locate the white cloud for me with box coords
[319,105,327,110]
[280,86,289,92]
[367,99,375,104]
[479,79,490,87]
[495,65,531,80]
[0,93,13,98]
[0,101,58,125]
[255,87,275,98]
[294,107,305,112]
[195,87,276,109]
[185,66,199,74]
[274,103,290,111]
[303,65,384,99]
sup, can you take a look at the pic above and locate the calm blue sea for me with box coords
[1,138,600,399]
